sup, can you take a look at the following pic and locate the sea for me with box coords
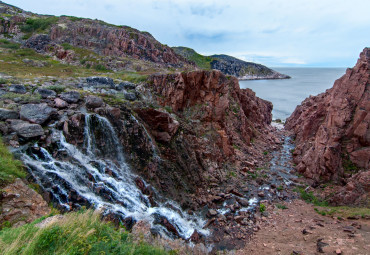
[238,67,347,121]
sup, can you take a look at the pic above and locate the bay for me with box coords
[239,67,347,120]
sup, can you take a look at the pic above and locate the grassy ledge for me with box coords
[0,210,168,255]
[0,137,25,187]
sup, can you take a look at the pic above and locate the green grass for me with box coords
[259,203,266,213]
[275,204,288,210]
[172,47,213,70]
[0,137,26,187]
[0,210,168,255]
[1,92,41,103]
[45,85,66,94]
[294,187,329,206]
[313,206,370,218]
[0,39,20,50]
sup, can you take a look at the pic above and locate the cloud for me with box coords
[8,0,370,67]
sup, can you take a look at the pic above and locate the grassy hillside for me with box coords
[0,210,168,255]
[172,47,213,70]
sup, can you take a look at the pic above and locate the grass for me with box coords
[0,137,26,187]
[259,203,266,213]
[0,39,20,50]
[275,204,288,210]
[45,85,66,94]
[0,210,168,255]
[172,47,213,70]
[313,206,370,218]
[294,187,329,207]
[1,92,41,103]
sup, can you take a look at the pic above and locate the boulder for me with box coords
[24,34,51,53]
[85,95,103,109]
[60,91,80,103]
[20,103,57,125]
[54,98,68,108]
[0,108,19,120]
[8,85,26,94]
[116,81,136,91]
[124,92,137,101]
[35,88,57,98]
[86,77,114,88]
[9,120,44,138]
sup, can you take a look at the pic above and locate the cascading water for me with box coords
[20,114,208,239]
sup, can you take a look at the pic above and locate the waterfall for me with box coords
[21,114,208,239]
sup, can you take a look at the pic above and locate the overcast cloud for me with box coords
[8,0,370,67]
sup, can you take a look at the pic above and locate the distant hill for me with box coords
[172,47,290,80]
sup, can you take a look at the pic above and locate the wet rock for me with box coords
[153,214,179,237]
[123,92,137,101]
[0,179,50,227]
[8,84,26,94]
[60,91,81,103]
[20,103,57,125]
[0,108,19,120]
[116,81,136,90]
[258,191,265,197]
[236,197,249,207]
[35,88,57,98]
[54,98,68,108]
[9,120,44,138]
[85,95,104,109]
[207,209,218,217]
[190,230,204,243]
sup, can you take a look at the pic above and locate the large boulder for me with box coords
[23,34,51,53]
[35,88,57,98]
[124,92,137,101]
[116,81,136,91]
[20,103,57,125]
[85,95,103,109]
[60,91,80,103]
[0,108,19,120]
[8,85,26,94]
[9,120,44,138]
[86,77,114,88]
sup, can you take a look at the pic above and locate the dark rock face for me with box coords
[24,34,51,53]
[34,88,57,98]
[60,91,81,103]
[286,48,370,182]
[8,85,26,94]
[0,108,19,120]
[210,55,290,80]
[85,95,104,109]
[20,103,57,125]
[9,120,44,138]
[0,179,50,227]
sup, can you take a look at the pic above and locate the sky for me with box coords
[8,0,370,67]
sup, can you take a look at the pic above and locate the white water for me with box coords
[22,114,208,239]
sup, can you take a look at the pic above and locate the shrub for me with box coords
[259,203,266,213]
[20,17,59,33]
[294,187,328,207]
[45,85,65,94]
[61,43,73,50]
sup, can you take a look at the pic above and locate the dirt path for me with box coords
[236,200,370,255]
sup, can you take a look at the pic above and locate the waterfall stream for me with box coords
[20,114,208,239]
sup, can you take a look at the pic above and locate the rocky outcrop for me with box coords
[20,103,57,125]
[210,55,290,80]
[285,48,370,183]
[0,179,50,227]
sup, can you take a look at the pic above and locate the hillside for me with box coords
[173,46,290,80]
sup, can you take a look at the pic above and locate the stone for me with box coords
[60,91,81,103]
[85,95,103,109]
[0,179,50,227]
[208,209,218,217]
[54,98,68,108]
[124,92,136,101]
[8,84,26,94]
[20,103,57,124]
[0,108,19,120]
[9,120,44,138]
[86,77,114,88]
[258,191,265,197]
[35,88,57,98]
[116,81,136,90]
[24,34,51,53]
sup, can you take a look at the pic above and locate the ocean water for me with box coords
[239,68,347,120]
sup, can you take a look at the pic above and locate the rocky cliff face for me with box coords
[285,48,370,204]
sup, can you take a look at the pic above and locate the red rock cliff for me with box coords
[285,48,370,183]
